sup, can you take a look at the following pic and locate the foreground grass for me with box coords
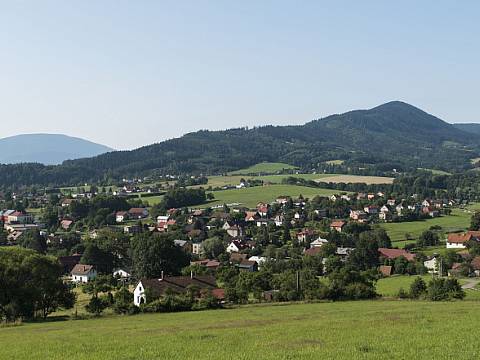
[3,300,480,359]
[202,184,342,208]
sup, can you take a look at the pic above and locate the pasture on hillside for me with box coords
[228,162,298,175]
[380,204,480,247]
[3,300,480,359]
[200,184,342,208]
[317,174,394,185]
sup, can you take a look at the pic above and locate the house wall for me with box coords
[446,242,466,249]
[134,282,146,306]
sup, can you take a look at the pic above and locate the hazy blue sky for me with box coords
[1,1,479,149]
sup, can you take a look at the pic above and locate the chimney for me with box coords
[161,270,164,280]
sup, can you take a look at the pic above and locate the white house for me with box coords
[226,240,245,253]
[192,242,204,255]
[113,268,132,278]
[71,264,97,283]
[248,256,267,268]
[116,211,129,223]
[310,237,328,248]
[446,233,470,249]
[424,256,438,274]
[134,280,147,306]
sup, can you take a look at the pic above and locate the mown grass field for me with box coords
[202,185,342,208]
[317,174,394,184]
[417,168,452,175]
[380,205,480,247]
[228,162,298,175]
[3,300,480,359]
[376,275,480,300]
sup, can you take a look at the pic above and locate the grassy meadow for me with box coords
[201,184,342,208]
[380,204,480,247]
[3,300,480,359]
[317,174,394,185]
[228,162,298,175]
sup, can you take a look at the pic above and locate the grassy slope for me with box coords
[3,300,480,359]
[318,175,394,185]
[228,162,298,175]
[202,185,342,208]
[380,205,480,247]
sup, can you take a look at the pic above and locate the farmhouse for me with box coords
[378,248,416,262]
[310,237,328,248]
[71,264,97,283]
[330,220,345,232]
[128,208,149,219]
[133,274,219,306]
[116,211,129,223]
[424,256,439,274]
[446,233,472,249]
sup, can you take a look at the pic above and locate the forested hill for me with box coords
[453,123,480,135]
[1,101,479,187]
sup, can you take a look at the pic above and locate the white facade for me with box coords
[226,242,240,253]
[424,257,438,273]
[192,242,203,255]
[134,281,146,306]
[71,269,97,283]
[446,241,467,249]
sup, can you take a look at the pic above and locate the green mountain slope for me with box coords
[1,102,478,186]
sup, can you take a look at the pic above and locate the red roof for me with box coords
[447,233,472,244]
[378,248,416,261]
[330,221,345,228]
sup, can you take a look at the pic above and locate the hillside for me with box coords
[0,134,113,165]
[453,123,480,135]
[2,301,480,359]
[1,101,478,186]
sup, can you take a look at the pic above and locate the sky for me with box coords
[1,1,479,150]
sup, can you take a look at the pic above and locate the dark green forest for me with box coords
[1,101,479,187]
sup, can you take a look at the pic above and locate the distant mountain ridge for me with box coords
[453,123,480,135]
[0,134,113,165]
[1,101,479,187]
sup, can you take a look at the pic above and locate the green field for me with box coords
[3,300,480,359]
[417,168,452,175]
[324,159,344,165]
[380,205,480,247]
[202,184,342,208]
[376,275,434,297]
[228,162,298,175]
[317,175,394,185]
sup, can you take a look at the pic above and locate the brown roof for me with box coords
[378,248,416,261]
[330,221,345,228]
[71,264,95,275]
[129,208,148,214]
[447,233,472,244]
[467,231,480,239]
[230,253,248,262]
[140,276,217,297]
